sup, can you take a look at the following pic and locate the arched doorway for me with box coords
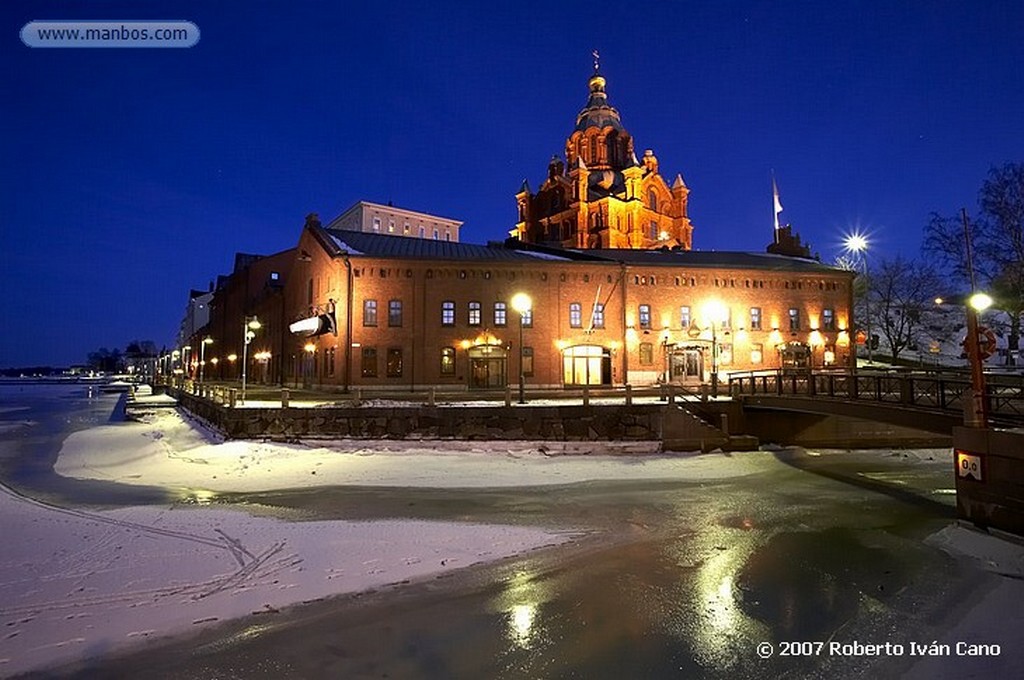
[467,344,508,389]
[562,344,612,386]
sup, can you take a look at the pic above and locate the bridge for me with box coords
[726,368,1024,434]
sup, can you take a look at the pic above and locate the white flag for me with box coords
[772,177,783,231]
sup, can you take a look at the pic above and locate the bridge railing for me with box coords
[728,368,1023,424]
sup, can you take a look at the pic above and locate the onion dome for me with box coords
[575,71,624,132]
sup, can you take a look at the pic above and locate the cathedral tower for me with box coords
[512,66,695,250]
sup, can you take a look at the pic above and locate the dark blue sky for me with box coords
[2,1,1022,367]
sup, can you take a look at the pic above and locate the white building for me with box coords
[326,201,463,243]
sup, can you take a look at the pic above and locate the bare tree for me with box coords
[868,256,942,360]
[923,163,1024,363]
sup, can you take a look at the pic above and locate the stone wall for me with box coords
[954,426,1024,537]
[174,390,664,442]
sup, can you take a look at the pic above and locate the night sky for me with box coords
[2,1,1022,367]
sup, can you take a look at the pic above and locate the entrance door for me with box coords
[467,345,508,389]
[562,345,611,386]
[669,347,704,384]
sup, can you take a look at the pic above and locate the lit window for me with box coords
[639,304,651,329]
[750,307,762,331]
[679,305,691,328]
[372,217,381,232]
[441,301,455,326]
[494,302,507,327]
[569,302,582,328]
[592,303,605,329]
[789,308,800,331]
[386,347,403,377]
[388,300,402,327]
[440,347,455,375]
[388,220,395,233]
[822,308,835,330]
[520,308,533,328]
[639,343,654,365]
[468,301,482,326]
[751,343,763,364]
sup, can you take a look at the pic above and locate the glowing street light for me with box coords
[198,336,214,383]
[843,232,872,364]
[240,316,261,403]
[705,300,728,396]
[511,292,533,404]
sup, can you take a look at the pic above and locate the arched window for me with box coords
[649,188,658,212]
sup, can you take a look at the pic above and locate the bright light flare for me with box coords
[843,232,868,253]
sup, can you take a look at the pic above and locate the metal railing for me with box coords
[728,368,1023,424]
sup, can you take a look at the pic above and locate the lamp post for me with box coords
[705,301,727,397]
[199,337,213,383]
[511,293,532,404]
[965,292,993,427]
[181,345,191,379]
[303,342,316,389]
[844,233,872,364]
[240,316,261,403]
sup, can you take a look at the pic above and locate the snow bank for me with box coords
[0,487,570,676]
[54,408,769,493]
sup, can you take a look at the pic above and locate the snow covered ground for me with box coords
[5,403,1022,676]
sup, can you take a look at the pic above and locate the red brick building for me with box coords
[183,66,854,392]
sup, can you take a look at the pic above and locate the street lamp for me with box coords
[705,301,728,396]
[843,232,872,364]
[199,337,213,383]
[303,342,316,388]
[511,292,532,404]
[965,292,993,427]
[181,345,192,379]
[240,316,261,403]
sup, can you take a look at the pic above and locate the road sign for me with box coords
[956,449,983,482]
[962,326,997,360]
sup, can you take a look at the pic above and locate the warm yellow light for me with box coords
[202,337,214,345]
[704,300,728,324]
[969,292,993,312]
[247,318,262,330]
[609,340,621,351]
[227,354,237,362]
[837,330,850,346]
[809,330,823,347]
[511,292,532,314]
[210,357,219,364]
[555,339,569,351]
[459,339,471,350]
[303,343,316,353]
[934,297,944,305]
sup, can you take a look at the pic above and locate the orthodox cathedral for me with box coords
[513,65,694,250]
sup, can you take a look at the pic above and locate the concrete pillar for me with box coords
[720,413,729,436]
[625,383,633,406]
[228,388,237,408]
[505,386,512,407]
[583,384,590,407]
[428,387,436,407]
[668,386,675,404]
[659,383,667,402]
[354,388,362,407]
[281,389,289,408]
